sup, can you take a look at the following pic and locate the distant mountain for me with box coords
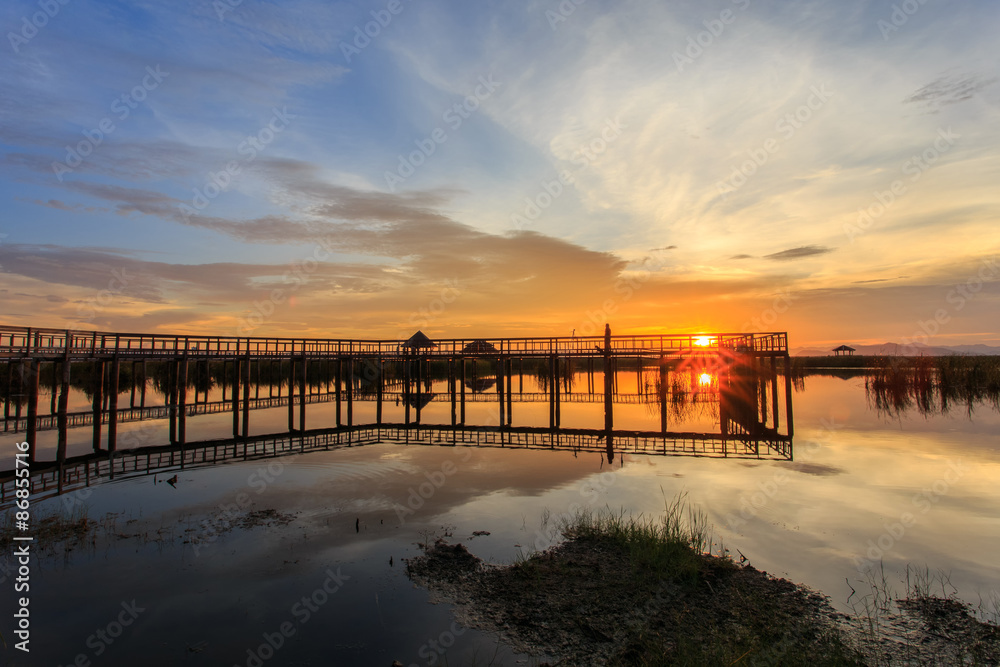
[792,342,1000,357]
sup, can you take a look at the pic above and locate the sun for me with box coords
[698,372,714,387]
[693,336,713,347]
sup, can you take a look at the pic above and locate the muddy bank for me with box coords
[407,537,1000,666]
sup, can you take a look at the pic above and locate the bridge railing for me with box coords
[0,325,787,358]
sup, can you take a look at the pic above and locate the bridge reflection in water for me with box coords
[0,324,793,503]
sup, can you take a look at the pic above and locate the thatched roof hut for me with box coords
[403,331,437,350]
[462,339,498,355]
[463,377,496,393]
[405,392,436,409]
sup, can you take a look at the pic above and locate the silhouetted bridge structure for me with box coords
[1,324,792,503]
[0,422,793,505]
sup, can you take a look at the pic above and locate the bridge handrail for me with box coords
[0,325,787,357]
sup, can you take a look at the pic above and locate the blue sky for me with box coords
[1,0,998,347]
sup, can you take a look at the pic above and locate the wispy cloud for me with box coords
[764,246,834,261]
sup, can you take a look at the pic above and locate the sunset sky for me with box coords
[1,0,998,348]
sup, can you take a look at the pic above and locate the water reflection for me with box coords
[2,358,794,504]
[865,356,1000,417]
[1,361,998,666]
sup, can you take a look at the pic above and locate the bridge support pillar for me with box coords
[92,359,105,452]
[108,356,120,452]
[25,359,40,462]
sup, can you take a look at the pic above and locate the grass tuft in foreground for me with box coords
[410,495,864,666]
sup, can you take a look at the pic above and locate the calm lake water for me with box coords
[2,368,999,666]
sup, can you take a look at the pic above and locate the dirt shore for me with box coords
[406,536,1000,666]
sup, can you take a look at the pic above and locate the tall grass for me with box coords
[866,356,1000,416]
[560,493,720,588]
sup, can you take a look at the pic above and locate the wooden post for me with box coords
[506,357,513,426]
[496,356,504,426]
[603,324,613,463]
[459,357,466,425]
[178,357,188,445]
[287,357,295,432]
[243,353,251,437]
[233,357,241,438]
[92,359,105,451]
[376,354,383,426]
[346,357,353,427]
[168,357,177,445]
[548,354,556,429]
[415,355,423,425]
[108,356,120,452]
[554,354,561,428]
[25,359,40,461]
[659,355,668,434]
[57,345,71,463]
[335,357,342,427]
[4,361,13,425]
[449,357,456,427]
[784,354,794,437]
[770,357,779,431]
[298,355,307,432]
[404,354,411,426]
[759,357,768,426]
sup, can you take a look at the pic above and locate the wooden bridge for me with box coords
[1,324,792,498]
[0,326,788,361]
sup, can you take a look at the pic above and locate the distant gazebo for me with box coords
[462,339,498,356]
[402,331,437,351]
[832,344,856,356]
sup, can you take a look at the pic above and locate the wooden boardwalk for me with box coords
[1,324,793,496]
[0,325,787,361]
